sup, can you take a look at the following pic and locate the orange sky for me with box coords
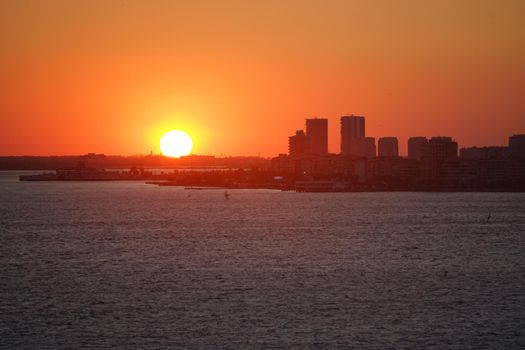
[1,0,524,156]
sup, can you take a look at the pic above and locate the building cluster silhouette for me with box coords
[272,116,525,190]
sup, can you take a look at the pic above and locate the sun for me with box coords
[160,130,193,158]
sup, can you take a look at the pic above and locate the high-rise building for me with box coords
[341,115,365,155]
[378,137,399,157]
[421,137,458,181]
[288,130,309,157]
[509,134,525,157]
[408,137,428,160]
[306,118,328,155]
[365,137,376,158]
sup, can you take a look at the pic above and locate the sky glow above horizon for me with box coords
[1,0,524,156]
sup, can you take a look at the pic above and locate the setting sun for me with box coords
[160,130,193,158]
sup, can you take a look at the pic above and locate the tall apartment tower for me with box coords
[378,137,399,157]
[341,115,366,156]
[365,137,376,158]
[305,118,328,155]
[408,137,429,160]
[509,134,525,157]
[421,137,458,181]
[288,130,309,157]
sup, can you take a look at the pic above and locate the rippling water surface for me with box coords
[1,171,524,349]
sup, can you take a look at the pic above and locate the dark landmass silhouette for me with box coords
[0,154,270,171]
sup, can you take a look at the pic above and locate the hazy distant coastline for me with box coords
[0,154,270,171]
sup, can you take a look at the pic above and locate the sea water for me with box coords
[1,171,524,348]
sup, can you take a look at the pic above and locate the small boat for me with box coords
[224,191,231,199]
